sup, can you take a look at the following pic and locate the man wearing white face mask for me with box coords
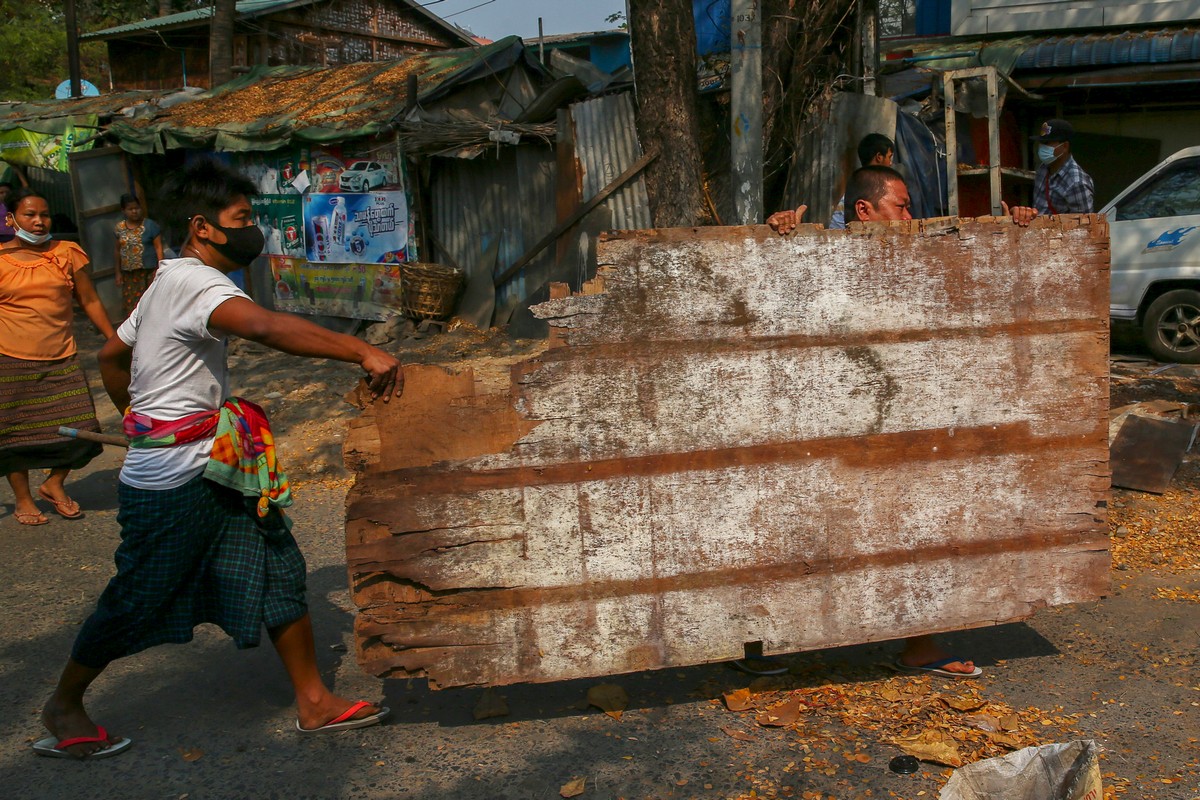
[1031,119,1094,216]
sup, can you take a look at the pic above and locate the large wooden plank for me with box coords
[345,216,1111,688]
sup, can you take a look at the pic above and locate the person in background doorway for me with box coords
[1031,119,1094,215]
[0,182,16,244]
[113,194,164,316]
[829,134,895,230]
[1,188,115,526]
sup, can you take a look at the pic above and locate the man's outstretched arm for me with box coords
[208,297,403,401]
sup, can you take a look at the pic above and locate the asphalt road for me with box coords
[0,336,1196,800]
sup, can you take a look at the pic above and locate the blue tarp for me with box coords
[894,111,945,220]
[694,0,731,56]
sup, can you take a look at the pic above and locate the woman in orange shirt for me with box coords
[1,189,116,525]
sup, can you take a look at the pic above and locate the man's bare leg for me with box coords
[899,635,977,674]
[268,614,383,730]
[42,658,123,757]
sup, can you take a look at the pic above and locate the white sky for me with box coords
[423,0,628,40]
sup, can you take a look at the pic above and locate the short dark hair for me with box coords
[845,166,906,222]
[8,187,48,212]
[857,133,894,167]
[159,158,257,242]
[119,193,140,208]
[0,181,14,190]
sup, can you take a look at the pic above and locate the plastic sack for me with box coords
[939,740,1102,800]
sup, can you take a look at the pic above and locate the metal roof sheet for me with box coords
[887,27,1200,74]
[80,0,295,40]
[1013,28,1200,69]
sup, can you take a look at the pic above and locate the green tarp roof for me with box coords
[105,37,542,154]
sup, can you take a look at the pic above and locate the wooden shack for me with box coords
[81,0,475,92]
[344,217,1111,689]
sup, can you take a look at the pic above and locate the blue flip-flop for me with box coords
[893,656,982,679]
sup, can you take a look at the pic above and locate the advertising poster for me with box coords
[0,118,96,172]
[269,256,402,322]
[239,148,309,195]
[251,195,305,257]
[303,191,408,265]
[308,144,400,195]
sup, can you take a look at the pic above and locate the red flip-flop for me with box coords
[37,486,83,519]
[296,701,390,733]
[32,725,132,759]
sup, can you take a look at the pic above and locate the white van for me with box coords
[1103,146,1200,363]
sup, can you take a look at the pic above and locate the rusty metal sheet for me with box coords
[344,214,1112,689]
[1110,415,1195,493]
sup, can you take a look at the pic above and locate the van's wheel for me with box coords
[1142,289,1200,364]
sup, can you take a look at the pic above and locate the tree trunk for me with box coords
[627,0,708,227]
[158,0,174,16]
[210,0,235,88]
[759,0,858,211]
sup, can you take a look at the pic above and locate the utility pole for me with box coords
[731,0,763,224]
[64,0,83,97]
[861,0,879,97]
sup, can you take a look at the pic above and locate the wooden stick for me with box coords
[58,426,129,448]
[494,148,659,286]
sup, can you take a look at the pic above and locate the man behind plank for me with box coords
[763,165,1040,678]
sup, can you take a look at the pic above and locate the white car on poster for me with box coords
[338,161,391,192]
[1104,147,1200,363]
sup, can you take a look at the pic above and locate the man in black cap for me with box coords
[1031,119,1093,215]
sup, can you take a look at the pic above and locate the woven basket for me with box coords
[400,262,463,321]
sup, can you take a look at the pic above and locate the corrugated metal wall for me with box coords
[429,144,557,322]
[428,90,651,331]
[569,93,652,230]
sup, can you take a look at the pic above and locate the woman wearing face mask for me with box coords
[0,189,116,525]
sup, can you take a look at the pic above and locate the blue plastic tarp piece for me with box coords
[694,0,731,56]
[894,111,945,220]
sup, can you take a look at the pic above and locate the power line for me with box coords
[442,0,498,20]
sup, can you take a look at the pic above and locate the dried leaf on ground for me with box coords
[724,687,757,711]
[989,731,1024,749]
[720,725,756,742]
[560,777,586,798]
[755,697,805,727]
[587,683,628,720]
[179,747,204,762]
[942,694,987,712]
[963,713,1001,732]
[892,729,964,767]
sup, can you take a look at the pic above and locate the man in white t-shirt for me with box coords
[36,159,402,760]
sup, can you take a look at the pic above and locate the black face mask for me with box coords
[205,219,265,267]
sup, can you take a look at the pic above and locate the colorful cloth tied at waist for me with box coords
[124,397,292,518]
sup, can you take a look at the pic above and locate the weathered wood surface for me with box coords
[345,215,1111,689]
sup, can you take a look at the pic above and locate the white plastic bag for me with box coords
[939,740,1102,800]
